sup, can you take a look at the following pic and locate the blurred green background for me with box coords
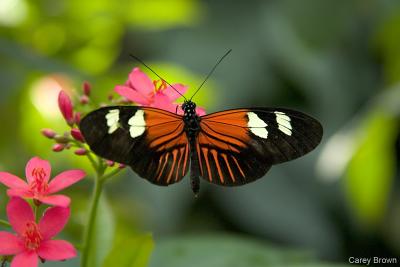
[1,0,400,266]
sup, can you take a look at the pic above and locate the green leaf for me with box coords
[149,234,349,267]
[103,233,154,267]
[346,111,397,227]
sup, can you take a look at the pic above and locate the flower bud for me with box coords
[74,148,87,155]
[106,160,115,167]
[80,95,89,105]
[83,81,91,96]
[52,144,65,152]
[118,164,126,169]
[41,128,56,139]
[74,112,81,125]
[71,128,85,142]
[58,91,74,126]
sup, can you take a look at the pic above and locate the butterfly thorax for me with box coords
[182,101,201,139]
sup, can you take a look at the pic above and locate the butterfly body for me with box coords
[182,101,202,194]
[79,102,323,195]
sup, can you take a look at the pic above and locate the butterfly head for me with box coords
[181,101,196,114]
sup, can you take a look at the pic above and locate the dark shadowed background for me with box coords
[1,0,400,266]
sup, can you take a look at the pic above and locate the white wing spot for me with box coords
[105,109,120,134]
[247,112,268,139]
[274,111,292,136]
[128,110,146,138]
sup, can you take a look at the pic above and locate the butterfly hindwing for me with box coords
[79,106,189,185]
[196,108,323,186]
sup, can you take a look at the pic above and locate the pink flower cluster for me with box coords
[42,83,127,168]
[0,157,85,267]
[42,85,87,154]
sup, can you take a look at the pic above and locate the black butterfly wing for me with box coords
[196,108,323,186]
[79,106,189,185]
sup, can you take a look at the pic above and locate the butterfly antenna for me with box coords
[129,54,187,101]
[190,49,232,101]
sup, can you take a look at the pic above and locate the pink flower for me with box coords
[0,197,76,267]
[0,157,85,207]
[58,91,74,126]
[115,67,206,115]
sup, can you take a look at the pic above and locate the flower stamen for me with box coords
[30,168,48,194]
[152,80,167,93]
[23,221,43,250]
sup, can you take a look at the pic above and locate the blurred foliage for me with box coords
[346,111,397,228]
[104,233,153,267]
[1,0,400,266]
[149,235,350,267]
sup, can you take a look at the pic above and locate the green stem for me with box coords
[86,152,98,170]
[0,219,10,228]
[70,140,98,170]
[34,205,40,222]
[101,168,123,182]
[80,161,105,267]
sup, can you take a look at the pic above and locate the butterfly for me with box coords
[79,51,323,195]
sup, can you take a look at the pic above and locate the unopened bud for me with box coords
[71,128,85,142]
[74,148,87,155]
[83,81,91,96]
[118,164,126,169]
[80,95,89,105]
[106,160,115,167]
[58,91,74,126]
[74,112,81,125]
[52,144,65,152]
[41,128,56,139]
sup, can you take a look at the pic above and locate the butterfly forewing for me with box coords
[79,106,189,185]
[197,108,323,186]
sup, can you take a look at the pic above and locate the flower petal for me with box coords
[47,170,85,194]
[7,197,34,236]
[25,157,51,184]
[7,188,33,198]
[151,93,178,113]
[114,85,149,105]
[163,84,187,101]
[10,251,38,267]
[127,67,154,95]
[0,232,23,255]
[38,240,77,261]
[39,206,70,240]
[0,172,28,189]
[39,195,70,208]
[195,106,207,116]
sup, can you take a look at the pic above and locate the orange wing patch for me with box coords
[143,109,185,151]
[199,110,250,151]
[196,110,252,185]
